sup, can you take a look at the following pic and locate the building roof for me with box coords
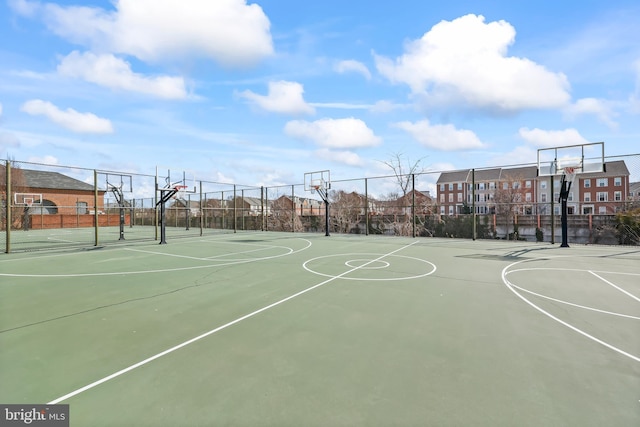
[436,169,470,184]
[500,165,538,180]
[579,160,629,178]
[20,168,96,192]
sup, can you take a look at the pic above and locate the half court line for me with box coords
[48,240,419,405]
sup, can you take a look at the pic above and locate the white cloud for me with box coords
[369,100,409,113]
[58,51,188,99]
[21,99,114,134]
[393,119,485,151]
[518,127,589,147]
[284,117,382,149]
[374,14,570,112]
[334,60,372,80]
[316,148,363,166]
[564,98,617,129]
[16,0,273,67]
[8,0,38,17]
[239,81,315,115]
[0,102,3,117]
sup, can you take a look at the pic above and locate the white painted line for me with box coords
[47,240,418,404]
[589,271,640,303]
[502,260,640,363]
[509,284,640,320]
[0,239,312,277]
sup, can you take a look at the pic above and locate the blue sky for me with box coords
[1,0,639,193]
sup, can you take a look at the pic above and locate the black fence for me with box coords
[2,153,639,252]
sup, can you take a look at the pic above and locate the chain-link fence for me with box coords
[2,153,639,252]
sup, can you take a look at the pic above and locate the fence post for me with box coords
[94,169,99,246]
[364,178,369,236]
[412,174,416,238]
[472,169,476,241]
[5,160,11,253]
[291,184,295,233]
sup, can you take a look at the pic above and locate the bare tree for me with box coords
[330,190,365,234]
[491,174,528,240]
[380,152,428,197]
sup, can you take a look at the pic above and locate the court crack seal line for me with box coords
[303,253,436,281]
[501,257,640,363]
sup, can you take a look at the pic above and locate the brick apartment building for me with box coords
[437,160,631,216]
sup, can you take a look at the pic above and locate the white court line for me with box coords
[502,260,640,363]
[47,240,418,404]
[0,240,312,277]
[589,271,640,303]
[509,283,640,320]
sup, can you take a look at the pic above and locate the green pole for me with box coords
[94,169,99,246]
[472,169,476,241]
[6,160,11,253]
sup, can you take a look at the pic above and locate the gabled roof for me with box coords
[579,160,629,178]
[436,169,470,184]
[500,166,538,180]
[20,168,95,192]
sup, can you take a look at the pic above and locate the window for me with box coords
[448,194,454,203]
[503,182,508,190]
[614,191,622,201]
[540,181,547,189]
[614,177,622,186]
[598,206,607,214]
[440,184,445,191]
[568,192,574,202]
[448,183,454,191]
[457,183,463,190]
[541,193,547,203]
[76,201,88,214]
[584,192,591,202]
[597,178,608,187]
[440,194,445,203]
[440,206,445,215]
[448,205,454,215]
[597,192,608,202]
[583,206,593,215]
[457,193,463,202]
[553,192,559,201]
[525,180,532,188]
[512,181,520,189]
[478,182,485,190]
[584,179,591,188]
[525,193,531,202]
[489,182,496,190]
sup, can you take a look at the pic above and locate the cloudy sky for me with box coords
[1,0,639,191]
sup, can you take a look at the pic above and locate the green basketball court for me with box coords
[1,233,638,426]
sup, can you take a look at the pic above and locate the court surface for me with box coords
[1,232,638,426]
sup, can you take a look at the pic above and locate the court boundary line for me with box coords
[502,259,640,363]
[589,271,640,302]
[0,239,312,277]
[47,240,419,404]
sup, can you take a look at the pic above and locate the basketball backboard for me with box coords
[304,170,331,193]
[537,142,604,176]
[156,166,196,193]
[14,193,42,206]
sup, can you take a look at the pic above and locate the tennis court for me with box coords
[1,232,638,426]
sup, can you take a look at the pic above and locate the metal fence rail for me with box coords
[2,153,639,252]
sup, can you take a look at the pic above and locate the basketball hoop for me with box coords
[562,166,577,185]
[172,185,188,200]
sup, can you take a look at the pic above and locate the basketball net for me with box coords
[563,166,577,185]
[172,185,188,200]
